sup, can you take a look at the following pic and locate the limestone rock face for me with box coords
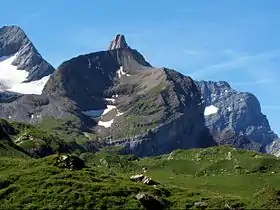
[196,80,279,154]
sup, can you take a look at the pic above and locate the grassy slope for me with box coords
[1,146,280,209]
[0,118,90,157]
[0,141,28,158]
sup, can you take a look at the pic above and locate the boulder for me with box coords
[136,193,164,210]
[130,174,145,182]
[194,201,208,208]
[130,174,158,185]
[142,176,158,185]
[55,155,85,170]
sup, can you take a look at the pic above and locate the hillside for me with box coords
[0,123,28,157]
[1,145,280,209]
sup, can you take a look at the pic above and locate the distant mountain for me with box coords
[196,80,279,154]
[0,25,55,94]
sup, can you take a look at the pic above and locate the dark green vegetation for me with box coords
[0,118,97,157]
[2,123,280,210]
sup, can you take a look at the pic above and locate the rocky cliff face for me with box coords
[196,80,278,153]
[108,34,128,50]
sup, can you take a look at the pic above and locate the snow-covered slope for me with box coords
[0,54,50,94]
[0,25,54,95]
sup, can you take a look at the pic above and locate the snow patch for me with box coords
[102,105,117,115]
[116,66,131,78]
[105,98,116,103]
[82,105,117,118]
[8,75,50,95]
[83,104,124,128]
[204,105,219,116]
[227,107,232,111]
[0,54,50,95]
[0,55,29,88]
[116,111,124,116]
[98,119,114,128]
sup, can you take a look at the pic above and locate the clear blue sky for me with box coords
[1,0,280,134]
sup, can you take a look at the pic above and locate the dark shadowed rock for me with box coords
[0,125,10,141]
[136,193,164,210]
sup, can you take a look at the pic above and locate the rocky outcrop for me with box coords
[108,34,128,50]
[0,25,55,82]
[212,129,261,151]
[130,174,158,185]
[196,80,278,154]
[54,155,85,170]
[136,193,165,210]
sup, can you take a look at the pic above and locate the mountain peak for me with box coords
[1,25,24,31]
[0,25,55,88]
[108,34,128,50]
[0,25,28,40]
[0,25,30,55]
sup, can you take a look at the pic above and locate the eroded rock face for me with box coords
[196,80,278,153]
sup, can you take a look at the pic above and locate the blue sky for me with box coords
[1,0,280,134]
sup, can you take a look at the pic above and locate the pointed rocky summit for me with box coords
[108,34,129,50]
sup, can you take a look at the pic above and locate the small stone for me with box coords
[130,174,145,182]
[194,201,208,208]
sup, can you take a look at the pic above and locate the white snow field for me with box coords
[82,100,124,128]
[0,54,50,94]
[204,105,219,116]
